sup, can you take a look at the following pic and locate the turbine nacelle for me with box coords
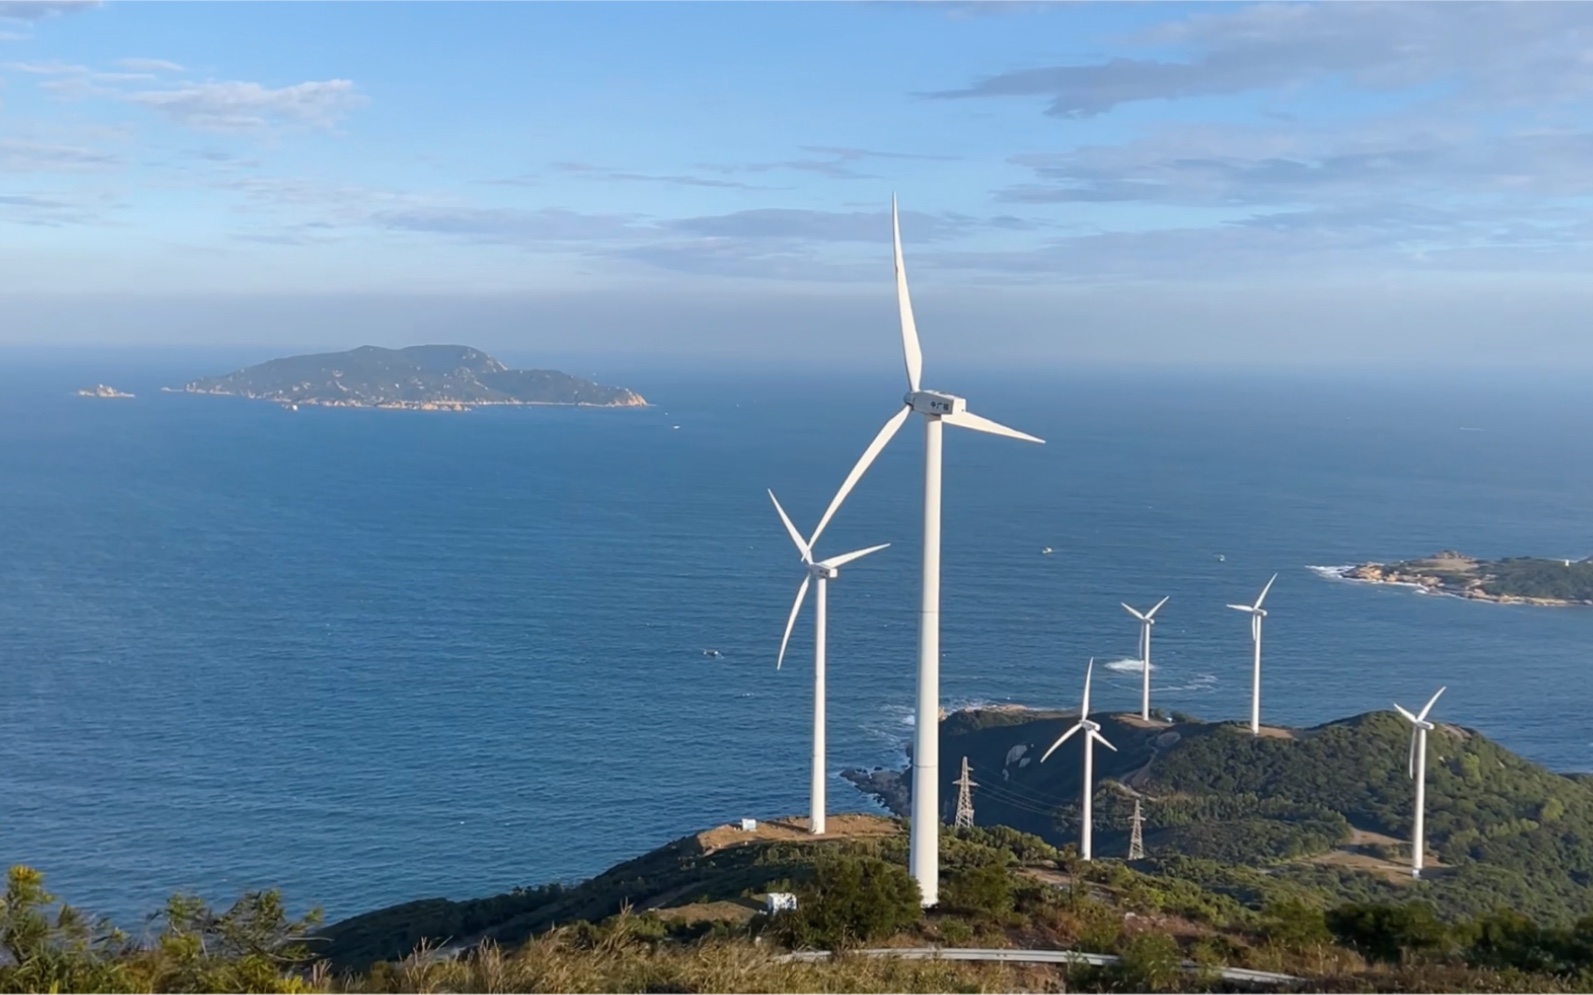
[905,390,966,417]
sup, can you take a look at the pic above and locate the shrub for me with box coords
[1113,930,1183,991]
[775,855,921,950]
[1326,901,1450,964]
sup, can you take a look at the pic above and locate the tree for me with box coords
[778,855,922,950]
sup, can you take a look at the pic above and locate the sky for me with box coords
[5,0,1593,370]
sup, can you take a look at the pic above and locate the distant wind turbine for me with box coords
[1041,658,1117,862]
[1394,686,1446,879]
[1226,573,1277,734]
[769,489,889,837]
[1121,596,1169,721]
[799,197,1044,905]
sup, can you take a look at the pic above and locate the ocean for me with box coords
[2,355,1592,925]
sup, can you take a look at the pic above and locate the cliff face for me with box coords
[178,345,647,409]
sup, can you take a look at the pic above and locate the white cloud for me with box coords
[0,1,99,22]
[0,138,121,172]
[127,78,366,131]
[117,57,183,73]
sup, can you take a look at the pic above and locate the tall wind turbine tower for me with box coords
[1226,574,1277,734]
[767,490,889,836]
[802,198,1043,905]
[1394,686,1447,879]
[954,756,977,830]
[1121,596,1169,721]
[1041,659,1117,861]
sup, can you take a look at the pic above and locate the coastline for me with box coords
[1309,562,1593,608]
[162,386,650,410]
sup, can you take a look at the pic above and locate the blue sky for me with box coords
[6,0,1593,369]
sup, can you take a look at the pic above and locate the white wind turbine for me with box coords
[1121,596,1169,721]
[1226,573,1277,734]
[802,197,1044,906]
[1041,658,1117,862]
[769,490,889,837]
[1394,686,1446,879]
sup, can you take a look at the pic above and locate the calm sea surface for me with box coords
[2,356,1591,923]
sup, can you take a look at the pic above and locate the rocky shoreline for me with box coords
[77,384,134,399]
[1330,551,1593,607]
[165,386,647,411]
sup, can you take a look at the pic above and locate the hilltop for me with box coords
[174,345,647,411]
[13,710,1593,992]
[845,706,1593,925]
[1331,551,1593,606]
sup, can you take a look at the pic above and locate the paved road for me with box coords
[779,946,1297,985]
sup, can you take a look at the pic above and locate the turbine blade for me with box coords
[1040,723,1083,763]
[776,574,811,671]
[1082,657,1094,718]
[1408,730,1418,779]
[767,490,811,562]
[1226,604,1254,613]
[1417,686,1447,723]
[892,195,923,393]
[1121,602,1148,621]
[808,406,910,549]
[1254,572,1279,610]
[1091,729,1118,752]
[1392,702,1419,724]
[817,542,891,571]
[942,408,1044,444]
[1147,595,1170,619]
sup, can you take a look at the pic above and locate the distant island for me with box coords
[76,384,134,399]
[171,345,647,411]
[1326,550,1593,606]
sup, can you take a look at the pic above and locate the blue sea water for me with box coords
[3,355,1593,925]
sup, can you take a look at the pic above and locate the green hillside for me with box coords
[847,708,1593,924]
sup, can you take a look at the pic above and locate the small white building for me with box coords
[764,892,798,914]
[739,817,758,832]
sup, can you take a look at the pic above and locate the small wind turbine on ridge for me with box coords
[1226,573,1277,734]
[1121,596,1169,721]
[1041,658,1117,862]
[798,196,1044,906]
[768,489,889,836]
[1394,686,1446,879]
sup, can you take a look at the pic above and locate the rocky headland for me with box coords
[1330,551,1593,606]
[173,345,647,411]
[77,384,134,399]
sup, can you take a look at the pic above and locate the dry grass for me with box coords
[696,814,899,854]
[341,922,1034,994]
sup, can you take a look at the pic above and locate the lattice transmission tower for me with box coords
[953,756,978,830]
[1128,799,1146,860]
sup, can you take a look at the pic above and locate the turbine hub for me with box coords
[904,390,966,417]
[811,563,838,580]
[1081,719,1100,732]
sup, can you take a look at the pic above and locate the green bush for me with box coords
[1326,901,1450,964]
[775,855,922,950]
[1113,930,1183,990]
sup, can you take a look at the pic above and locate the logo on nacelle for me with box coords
[905,390,967,416]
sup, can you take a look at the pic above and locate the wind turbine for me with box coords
[1121,596,1169,721]
[1041,658,1117,862]
[769,490,889,837]
[1394,686,1446,879]
[802,197,1044,906]
[1226,574,1277,734]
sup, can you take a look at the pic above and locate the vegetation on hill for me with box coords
[847,707,1593,927]
[1345,551,1593,604]
[178,345,646,409]
[13,818,1593,993]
